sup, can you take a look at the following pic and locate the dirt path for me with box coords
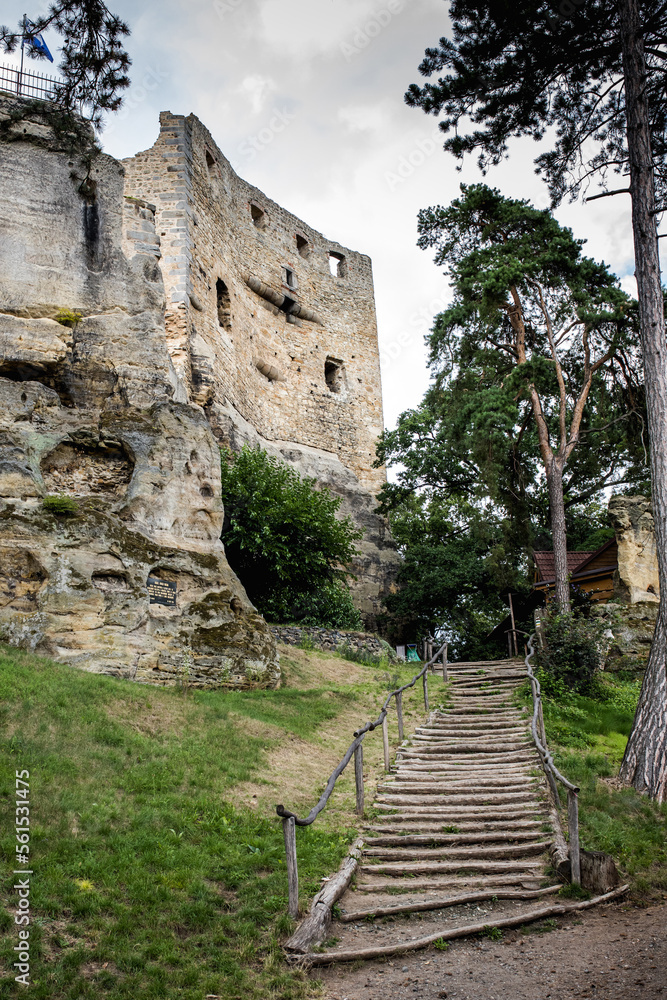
[314,901,667,999]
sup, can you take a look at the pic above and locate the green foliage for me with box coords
[433,937,450,950]
[0,644,361,999]
[536,612,607,694]
[378,183,645,642]
[337,643,390,668]
[479,925,503,940]
[264,580,363,630]
[54,309,83,328]
[520,669,667,897]
[219,446,362,624]
[404,2,667,207]
[42,494,78,516]
[1,3,131,132]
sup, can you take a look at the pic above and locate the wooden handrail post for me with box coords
[282,816,299,918]
[423,671,429,712]
[382,713,390,771]
[396,691,404,741]
[354,742,364,815]
[538,698,547,749]
[567,789,581,885]
[442,644,448,683]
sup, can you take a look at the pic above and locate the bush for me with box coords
[263,580,363,629]
[536,611,606,694]
[219,446,363,620]
[42,494,78,516]
[54,308,82,328]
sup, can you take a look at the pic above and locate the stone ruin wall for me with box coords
[122,112,399,623]
[0,97,279,688]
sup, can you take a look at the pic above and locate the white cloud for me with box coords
[236,73,277,114]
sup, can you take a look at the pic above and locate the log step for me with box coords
[359,859,545,875]
[355,875,546,893]
[365,830,546,846]
[338,885,561,922]
[364,841,550,861]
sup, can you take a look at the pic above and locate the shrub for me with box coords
[219,446,363,620]
[42,494,78,516]
[54,308,83,328]
[263,579,363,629]
[536,611,606,695]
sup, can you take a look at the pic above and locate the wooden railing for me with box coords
[524,633,581,884]
[276,639,449,916]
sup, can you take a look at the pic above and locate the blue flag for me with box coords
[23,19,54,63]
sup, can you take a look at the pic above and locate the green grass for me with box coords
[523,670,667,899]
[0,645,360,999]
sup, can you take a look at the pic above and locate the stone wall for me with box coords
[0,98,279,688]
[271,625,397,661]
[121,112,400,625]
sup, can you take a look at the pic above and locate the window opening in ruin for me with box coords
[280,295,297,315]
[296,234,310,258]
[216,278,232,330]
[329,251,347,277]
[250,203,267,229]
[282,266,298,290]
[206,150,215,172]
[325,357,345,393]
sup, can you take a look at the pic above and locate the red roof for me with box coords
[533,551,594,582]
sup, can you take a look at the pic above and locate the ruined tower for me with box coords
[123,112,399,624]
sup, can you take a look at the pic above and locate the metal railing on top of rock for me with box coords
[0,62,61,102]
[525,632,582,884]
[275,638,449,917]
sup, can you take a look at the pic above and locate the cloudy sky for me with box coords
[4,0,638,430]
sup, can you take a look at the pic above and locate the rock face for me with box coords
[608,494,659,604]
[0,99,279,688]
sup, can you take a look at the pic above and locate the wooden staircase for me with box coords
[305,657,562,961]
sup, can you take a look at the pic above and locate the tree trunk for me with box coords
[617,0,667,802]
[547,457,570,612]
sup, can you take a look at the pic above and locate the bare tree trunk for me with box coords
[617,0,667,803]
[547,457,570,612]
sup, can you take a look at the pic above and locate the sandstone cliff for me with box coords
[0,99,279,688]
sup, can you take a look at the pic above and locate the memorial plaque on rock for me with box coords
[147,576,177,606]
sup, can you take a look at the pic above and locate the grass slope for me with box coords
[0,643,427,999]
[532,671,667,899]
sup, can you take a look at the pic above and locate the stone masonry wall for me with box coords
[122,112,386,493]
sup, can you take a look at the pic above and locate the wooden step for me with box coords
[355,874,545,893]
[365,830,546,846]
[363,841,550,861]
[359,858,545,876]
[339,885,561,922]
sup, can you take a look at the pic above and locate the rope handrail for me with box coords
[276,637,449,915]
[524,631,581,884]
[276,638,448,826]
[525,633,578,792]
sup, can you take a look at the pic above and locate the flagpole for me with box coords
[18,14,26,96]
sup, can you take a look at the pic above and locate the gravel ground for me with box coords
[314,901,667,999]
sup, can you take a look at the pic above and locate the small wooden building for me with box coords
[532,539,618,603]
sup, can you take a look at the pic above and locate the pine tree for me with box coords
[406,0,667,801]
[1,2,131,131]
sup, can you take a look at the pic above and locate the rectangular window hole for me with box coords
[329,251,346,277]
[216,278,231,330]
[325,357,345,393]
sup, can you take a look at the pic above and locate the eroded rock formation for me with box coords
[0,99,279,688]
[608,494,659,604]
